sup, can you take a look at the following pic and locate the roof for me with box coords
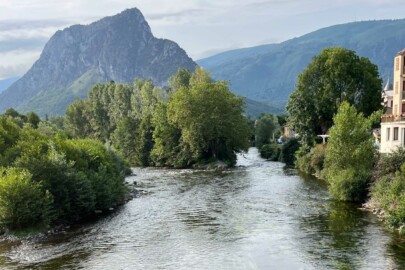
[397,48,405,56]
[383,79,393,91]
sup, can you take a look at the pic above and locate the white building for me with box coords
[382,79,393,113]
[381,49,405,153]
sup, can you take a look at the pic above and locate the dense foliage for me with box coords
[279,138,301,167]
[255,114,278,150]
[295,145,326,178]
[369,149,405,229]
[0,112,128,231]
[259,144,281,161]
[66,68,250,167]
[0,167,52,230]
[286,47,382,142]
[324,102,376,202]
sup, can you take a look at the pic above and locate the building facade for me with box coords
[381,49,405,153]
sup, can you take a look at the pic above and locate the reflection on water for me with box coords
[0,148,404,269]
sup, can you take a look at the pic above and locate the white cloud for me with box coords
[0,0,405,78]
[0,50,41,79]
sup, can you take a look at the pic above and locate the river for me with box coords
[0,148,405,269]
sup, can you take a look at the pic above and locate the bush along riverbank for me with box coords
[254,113,300,167]
[292,103,405,233]
[0,110,130,235]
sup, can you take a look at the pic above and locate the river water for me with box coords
[0,148,405,269]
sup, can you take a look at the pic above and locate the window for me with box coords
[394,127,399,140]
[387,128,390,141]
[396,57,400,71]
[391,100,394,108]
[395,81,399,94]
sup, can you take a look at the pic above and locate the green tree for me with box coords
[168,68,192,93]
[111,117,138,164]
[26,112,41,128]
[279,138,301,166]
[0,167,53,230]
[324,102,377,202]
[189,67,212,87]
[150,102,184,167]
[131,80,163,166]
[286,47,382,142]
[167,71,250,165]
[255,114,278,149]
[65,99,92,138]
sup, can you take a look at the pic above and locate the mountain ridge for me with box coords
[198,19,405,106]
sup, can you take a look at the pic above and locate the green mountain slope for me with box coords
[198,19,405,106]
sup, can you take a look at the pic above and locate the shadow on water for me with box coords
[294,173,405,270]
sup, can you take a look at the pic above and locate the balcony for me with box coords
[381,114,405,123]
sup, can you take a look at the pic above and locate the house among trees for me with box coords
[381,49,405,153]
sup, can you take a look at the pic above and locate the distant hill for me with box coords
[198,19,405,107]
[0,8,196,116]
[244,98,284,118]
[0,77,19,93]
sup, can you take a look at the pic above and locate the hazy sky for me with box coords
[0,0,404,79]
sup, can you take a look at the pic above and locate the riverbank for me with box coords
[0,181,143,238]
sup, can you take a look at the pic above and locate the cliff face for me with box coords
[0,8,196,115]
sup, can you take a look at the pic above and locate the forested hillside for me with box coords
[198,19,405,107]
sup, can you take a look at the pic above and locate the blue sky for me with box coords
[0,0,404,79]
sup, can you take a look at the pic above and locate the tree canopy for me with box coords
[286,47,382,142]
[65,68,250,167]
[255,114,278,149]
[166,70,250,166]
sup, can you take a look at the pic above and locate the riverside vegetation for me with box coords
[0,68,251,232]
[258,47,405,232]
[65,68,250,168]
[0,109,129,232]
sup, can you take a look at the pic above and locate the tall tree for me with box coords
[168,68,192,93]
[286,47,382,142]
[167,70,250,165]
[324,102,378,202]
[255,114,278,149]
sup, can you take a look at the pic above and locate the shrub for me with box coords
[259,143,281,161]
[13,132,127,223]
[0,110,128,230]
[310,145,326,177]
[328,168,370,202]
[370,164,405,228]
[0,167,53,230]
[373,147,405,180]
[296,152,313,175]
[279,138,301,166]
[295,144,326,177]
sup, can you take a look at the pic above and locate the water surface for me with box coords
[0,148,404,269]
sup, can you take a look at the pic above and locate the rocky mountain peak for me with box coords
[0,8,196,115]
